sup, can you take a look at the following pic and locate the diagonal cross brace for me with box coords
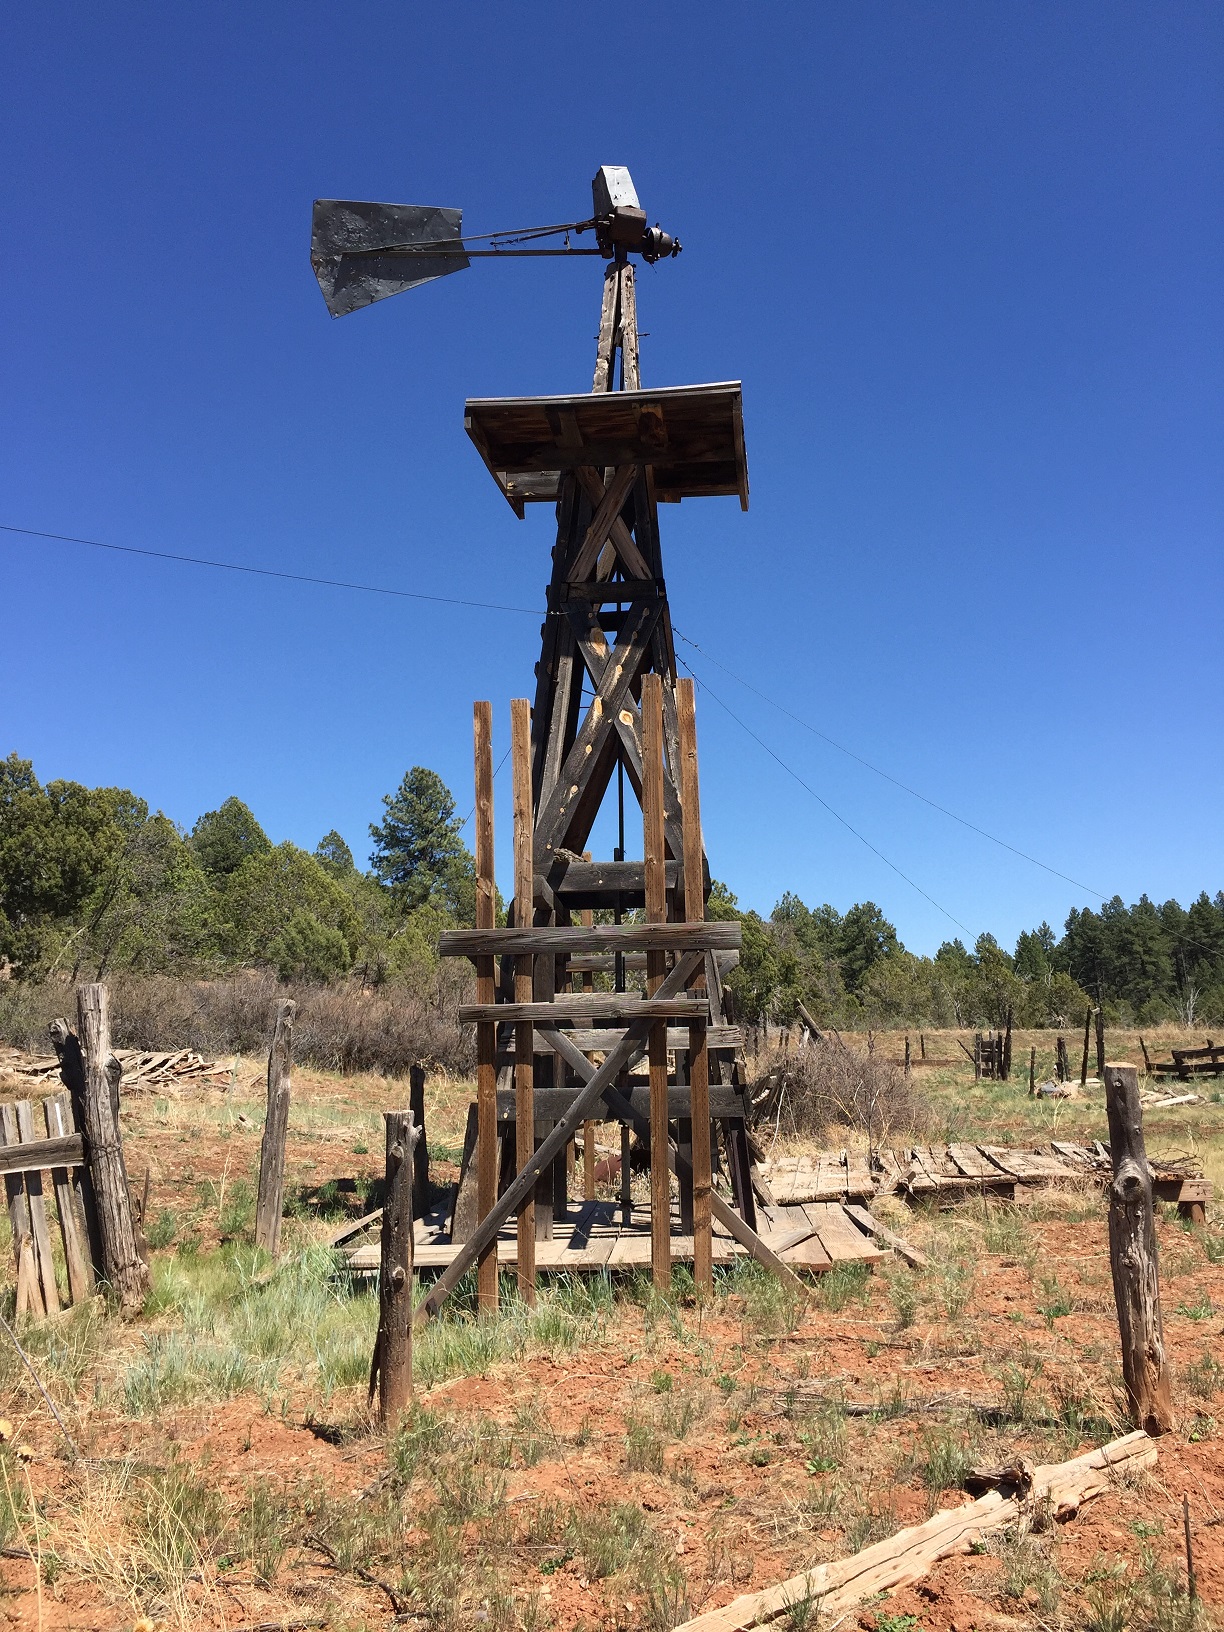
[414,950,706,1323]
[534,596,665,862]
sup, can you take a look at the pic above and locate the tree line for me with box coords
[2,751,1221,1026]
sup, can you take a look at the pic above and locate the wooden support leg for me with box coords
[620,1120,633,1224]
[474,701,499,1316]
[642,674,671,1291]
[511,695,537,1303]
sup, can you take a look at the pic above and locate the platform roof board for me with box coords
[464,382,749,517]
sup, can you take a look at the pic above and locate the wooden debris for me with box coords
[675,1432,1157,1632]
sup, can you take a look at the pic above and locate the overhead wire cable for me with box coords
[0,522,540,617]
[673,626,1108,901]
[675,651,972,936]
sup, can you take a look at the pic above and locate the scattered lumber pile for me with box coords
[758,1140,1210,1215]
[675,1431,1157,1632]
[0,1045,232,1092]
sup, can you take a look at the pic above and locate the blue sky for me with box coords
[3,2,1220,954]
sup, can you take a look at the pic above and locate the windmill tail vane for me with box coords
[310,165,681,317]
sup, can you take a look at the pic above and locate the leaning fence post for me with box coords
[1095,1006,1106,1082]
[255,999,296,1256]
[372,1109,417,1424]
[1103,1062,1173,1435]
[75,984,150,1309]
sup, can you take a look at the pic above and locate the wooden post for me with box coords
[973,1033,983,1081]
[904,1035,912,1077]
[1080,1006,1092,1086]
[409,1063,428,1216]
[1002,1007,1013,1080]
[374,1109,416,1423]
[1056,1035,1069,1083]
[1028,1044,1037,1096]
[1095,1006,1106,1082]
[48,1019,105,1283]
[642,673,671,1290]
[677,677,712,1293]
[474,701,499,1316]
[1103,1063,1172,1435]
[75,984,150,1309]
[920,1032,926,1060]
[511,697,536,1304]
[255,999,295,1256]
[1139,1035,1153,1076]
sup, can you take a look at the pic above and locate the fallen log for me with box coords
[675,1431,1156,1632]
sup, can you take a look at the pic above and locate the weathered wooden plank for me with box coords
[43,1091,93,1304]
[0,1131,85,1177]
[439,922,740,957]
[14,1100,60,1314]
[843,1203,929,1269]
[1,1104,45,1318]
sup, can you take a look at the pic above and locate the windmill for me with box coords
[315,168,777,1321]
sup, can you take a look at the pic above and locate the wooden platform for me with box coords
[464,382,750,514]
[760,1141,1211,1211]
[336,1196,886,1277]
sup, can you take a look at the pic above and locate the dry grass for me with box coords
[0,966,474,1077]
[750,1036,934,1145]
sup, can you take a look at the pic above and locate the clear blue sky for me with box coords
[3,3,1220,954]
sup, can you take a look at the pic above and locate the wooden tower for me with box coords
[428,252,791,1318]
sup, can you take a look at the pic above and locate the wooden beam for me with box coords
[677,677,713,1293]
[414,950,706,1323]
[511,697,536,1304]
[1104,1063,1172,1434]
[439,922,740,957]
[42,1091,93,1304]
[459,995,709,1025]
[674,1433,1158,1631]
[474,700,498,1317]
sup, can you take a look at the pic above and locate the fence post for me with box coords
[1103,1062,1172,1435]
[1029,1045,1037,1095]
[373,1109,417,1423]
[1095,1006,1106,1082]
[1056,1035,1069,1083]
[1001,1007,1013,1080]
[255,999,296,1256]
[1080,1006,1092,1086]
[409,1064,429,1216]
[75,984,150,1309]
